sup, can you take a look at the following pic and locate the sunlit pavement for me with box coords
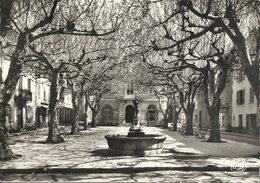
[0,171,259,182]
[0,126,259,182]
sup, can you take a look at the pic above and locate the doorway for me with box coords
[125,105,134,123]
[17,104,24,129]
[239,114,243,133]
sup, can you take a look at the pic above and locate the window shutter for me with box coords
[236,91,239,105]
[242,89,245,104]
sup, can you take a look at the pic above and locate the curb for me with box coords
[220,132,258,139]
[0,166,258,174]
[9,128,48,137]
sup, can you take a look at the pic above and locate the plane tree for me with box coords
[0,0,63,159]
[26,35,90,142]
[0,0,129,158]
[68,51,121,132]
[124,0,247,141]
[142,50,202,135]
[142,26,236,141]
[148,0,260,103]
[83,60,121,128]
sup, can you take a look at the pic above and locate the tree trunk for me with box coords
[0,0,14,36]
[172,109,181,131]
[46,70,60,143]
[0,103,19,160]
[163,118,169,129]
[0,33,27,160]
[184,105,194,135]
[83,113,88,130]
[165,103,174,129]
[83,95,89,130]
[70,91,80,135]
[207,99,222,142]
[163,104,173,129]
[91,111,97,127]
[70,109,79,134]
[223,14,259,104]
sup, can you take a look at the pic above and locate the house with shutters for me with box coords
[196,68,258,136]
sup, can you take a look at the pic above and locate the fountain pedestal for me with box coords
[128,117,145,137]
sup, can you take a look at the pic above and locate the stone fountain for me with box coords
[105,93,166,156]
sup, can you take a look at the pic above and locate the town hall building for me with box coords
[95,89,167,127]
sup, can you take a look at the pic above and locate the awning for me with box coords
[41,102,49,108]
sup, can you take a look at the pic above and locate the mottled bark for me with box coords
[88,93,101,128]
[70,91,80,135]
[172,108,181,131]
[91,111,97,127]
[202,64,228,142]
[162,117,169,129]
[207,99,222,142]
[0,103,18,160]
[0,0,14,36]
[70,82,85,134]
[164,103,174,129]
[0,33,27,160]
[155,93,172,129]
[179,83,198,135]
[224,10,259,105]
[70,110,79,134]
[46,69,60,143]
[184,104,195,135]
[83,95,89,130]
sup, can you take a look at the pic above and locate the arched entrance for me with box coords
[147,105,158,126]
[125,105,134,123]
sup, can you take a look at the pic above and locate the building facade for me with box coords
[1,59,73,131]
[231,71,258,135]
[95,91,167,127]
[2,73,51,130]
[196,70,258,136]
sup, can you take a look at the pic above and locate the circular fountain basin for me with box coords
[104,134,166,156]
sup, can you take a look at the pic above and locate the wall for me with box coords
[95,93,166,127]
[231,75,258,134]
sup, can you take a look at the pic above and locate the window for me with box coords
[147,105,157,121]
[127,88,133,95]
[249,88,254,103]
[103,104,113,122]
[236,89,245,105]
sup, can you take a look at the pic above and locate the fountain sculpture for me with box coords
[105,93,166,156]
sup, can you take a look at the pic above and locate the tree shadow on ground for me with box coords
[37,140,67,144]
[200,140,228,143]
[249,154,259,159]
[169,148,197,155]
[91,149,112,157]
[91,149,158,157]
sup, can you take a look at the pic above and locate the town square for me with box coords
[0,0,259,182]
